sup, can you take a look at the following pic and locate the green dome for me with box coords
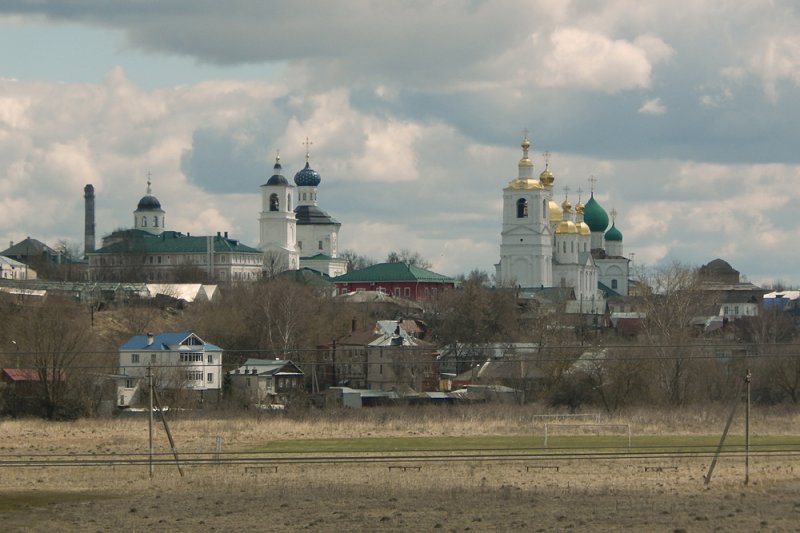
[583,193,609,232]
[605,223,622,242]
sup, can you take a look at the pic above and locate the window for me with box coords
[157,256,162,264]
[185,371,203,381]
[404,287,411,297]
[126,379,134,388]
[516,198,528,218]
[131,353,139,363]
[318,240,323,250]
[543,199,547,218]
[302,193,307,201]
[207,354,213,364]
[287,194,292,210]
[611,279,618,289]
[142,217,147,227]
[207,373,213,383]
[724,306,729,315]
[298,241,303,250]
[151,353,157,363]
[270,193,279,211]
[394,287,401,297]
[153,216,158,227]
[734,306,739,315]
[424,287,430,298]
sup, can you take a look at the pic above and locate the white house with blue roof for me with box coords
[117,330,223,407]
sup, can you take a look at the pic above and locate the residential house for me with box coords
[329,320,438,392]
[230,358,305,406]
[116,331,223,407]
[0,256,37,280]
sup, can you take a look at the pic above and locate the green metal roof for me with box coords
[92,231,260,255]
[332,262,454,283]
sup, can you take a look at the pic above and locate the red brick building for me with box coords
[332,262,456,301]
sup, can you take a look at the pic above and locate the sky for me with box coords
[0,1,799,286]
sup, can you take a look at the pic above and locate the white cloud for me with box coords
[750,35,800,102]
[638,97,666,114]
[539,28,669,92]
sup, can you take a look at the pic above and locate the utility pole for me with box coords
[148,365,154,479]
[745,368,751,485]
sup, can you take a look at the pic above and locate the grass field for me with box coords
[1,405,799,531]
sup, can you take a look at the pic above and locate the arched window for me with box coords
[570,241,574,253]
[302,193,307,201]
[516,198,528,218]
[154,216,158,227]
[142,217,147,227]
[543,199,547,218]
[287,194,292,210]
[562,242,566,253]
[270,193,279,212]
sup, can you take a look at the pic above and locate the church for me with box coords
[495,135,629,311]
[87,179,263,282]
[258,142,347,277]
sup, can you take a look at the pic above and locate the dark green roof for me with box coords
[605,223,623,242]
[583,193,609,233]
[301,253,333,261]
[332,262,454,283]
[92,231,260,255]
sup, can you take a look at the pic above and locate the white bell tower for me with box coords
[258,154,299,272]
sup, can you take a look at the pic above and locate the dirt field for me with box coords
[1,407,799,532]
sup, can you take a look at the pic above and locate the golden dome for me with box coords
[555,220,578,234]
[521,136,531,150]
[539,166,554,187]
[518,157,533,167]
[508,178,543,190]
[575,201,585,215]
[577,221,591,236]
[548,199,562,221]
[561,198,572,212]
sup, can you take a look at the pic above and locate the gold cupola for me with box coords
[555,220,578,234]
[548,199,562,221]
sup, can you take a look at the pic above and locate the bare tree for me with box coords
[9,302,94,418]
[340,249,375,272]
[636,262,704,405]
[386,249,432,270]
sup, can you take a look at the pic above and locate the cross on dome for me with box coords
[302,137,313,163]
[588,175,598,193]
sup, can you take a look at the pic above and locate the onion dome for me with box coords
[266,155,289,186]
[555,220,578,234]
[137,194,161,210]
[539,165,554,187]
[577,221,591,236]
[561,198,572,213]
[583,192,609,232]
[548,199,562,221]
[519,136,533,167]
[294,162,321,187]
[137,178,161,210]
[575,200,584,215]
[605,222,623,242]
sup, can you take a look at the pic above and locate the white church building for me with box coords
[258,144,347,277]
[495,135,629,310]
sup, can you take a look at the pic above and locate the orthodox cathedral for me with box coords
[496,135,629,309]
[258,143,347,277]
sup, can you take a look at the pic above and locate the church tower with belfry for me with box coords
[259,153,300,273]
[496,131,629,306]
[257,138,347,277]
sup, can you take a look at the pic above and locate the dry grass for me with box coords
[1,405,800,531]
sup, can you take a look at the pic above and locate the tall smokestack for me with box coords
[84,184,95,255]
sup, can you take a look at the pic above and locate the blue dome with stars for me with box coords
[294,162,321,187]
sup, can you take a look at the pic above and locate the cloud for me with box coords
[539,28,666,92]
[638,97,666,114]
